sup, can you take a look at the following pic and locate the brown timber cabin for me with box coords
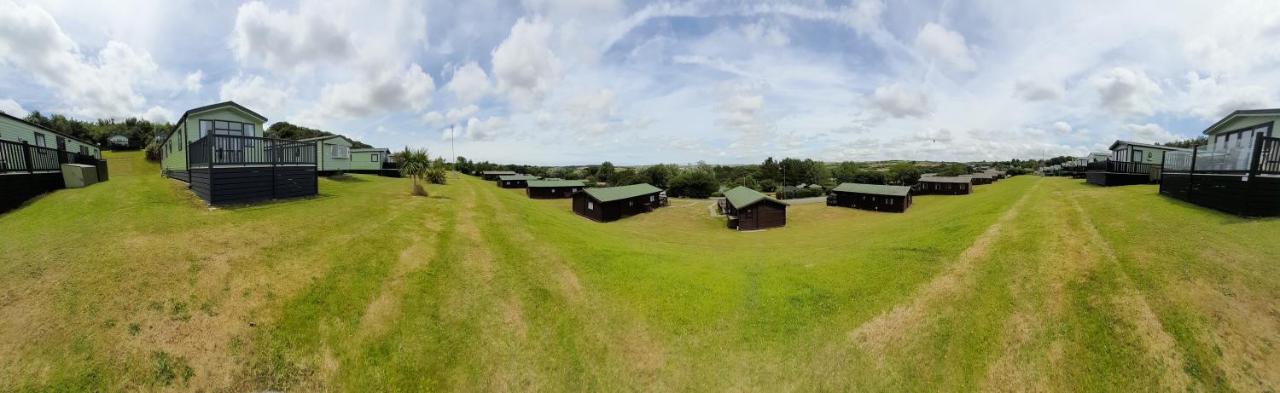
[915,176,972,195]
[481,170,517,180]
[963,173,994,185]
[497,174,540,188]
[721,186,788,230]
[526,179,585,198]
[828,183,913,213]
[572,183,666,222]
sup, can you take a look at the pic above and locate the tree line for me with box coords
[453,156,1039,199]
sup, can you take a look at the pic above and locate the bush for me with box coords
[777,187,826,199]
[426,158,448,184]
[668,169,718,198]
[144,141,163,162]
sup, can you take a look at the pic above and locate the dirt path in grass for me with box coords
[477,184,669,387]
[847,180,1040,357]
[1066,198,1194,392]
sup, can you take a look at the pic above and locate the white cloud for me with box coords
[422,111,445,126]
[445,61,491,105]
[872,84,929,118]
[446,105,479,124]
[491,17,561,109]
[0,2,157,118]
[1182,72,1273,120]
[316,63,435,118]
[0,99,28,117]
[219,74,291,114]
[1014,79,1063,101]
[230,1,353,73]
[1052,121,1073,134]
[1091,67,1162,117]
[462,116,506,141]
[1125,123,1178,143]
[914,23,976,71]
[141,106,174,123]
[184,70,203,93]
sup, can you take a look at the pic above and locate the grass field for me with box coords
[1,151,1278,391]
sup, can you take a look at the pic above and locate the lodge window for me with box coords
[551,188,556,193]
[1214,123,1272,151]
[588,202,594,210]
[34,133,46,147]
[199,120,255,138]
[371,154,378,162]
[330,145,350,159]
[79,146,88,155]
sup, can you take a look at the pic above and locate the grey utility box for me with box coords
[61,163,100,188]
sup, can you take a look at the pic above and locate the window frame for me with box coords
[34,133,46,147]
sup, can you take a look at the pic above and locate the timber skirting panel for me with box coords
[187,166,317,205]
[0,172,65,214]
[1086,171,1149,187]
[1160,174,1280,216]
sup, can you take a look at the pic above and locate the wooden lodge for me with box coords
[721,186,788,230]
[481,170,517,180]
[526,179,585,198]
[827,183,913,213]
[1086,140,1187,186]
[498,174,540,188]
[964,173,994,185]
[158,102,317,205]
[914,176,972,195]
[1160,109,1280,216]
[572,183,667,222]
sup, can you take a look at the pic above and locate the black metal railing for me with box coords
[1086,160,1157,174]
[0,138,98,174]
[188,134,316,167]
[1258,136,1280,175]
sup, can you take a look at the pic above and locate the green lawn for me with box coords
[1,151,1277,391]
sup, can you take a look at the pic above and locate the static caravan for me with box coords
[498,174,540,188]
[1086,140,1188,186]
[721,186,788,230]
[1,112,105,213]
[915,176,972,195]
[481,170,517,180]
[1160,109,1280,216]
[572,183,666,222]
[526,179,585,198]
[159,101,316,205]
[300,135,354,175]
[349,148,396,176]
[828,183,912,213]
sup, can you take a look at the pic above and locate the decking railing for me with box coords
[188,134,316,167]
[0,138,98,174]
[1085,160,1158,174]
[1163,135,1280,175]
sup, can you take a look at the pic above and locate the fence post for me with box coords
[22,141,34,174]
[1188,145,1198,202]
[1246,133,1266,215]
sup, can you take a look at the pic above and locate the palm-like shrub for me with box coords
[397,148,432,196]
[426,158,448,184]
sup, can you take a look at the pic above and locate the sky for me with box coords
[2,0,1279,165]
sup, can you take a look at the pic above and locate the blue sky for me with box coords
[2,0,1279,165]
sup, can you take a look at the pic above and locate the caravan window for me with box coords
[587,201,594,210]
[371,154,379,162]
[34,133,46,147]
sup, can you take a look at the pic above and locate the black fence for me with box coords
[1085,160,1158,174]
[0,138,99,174]
[188,134,316,167]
